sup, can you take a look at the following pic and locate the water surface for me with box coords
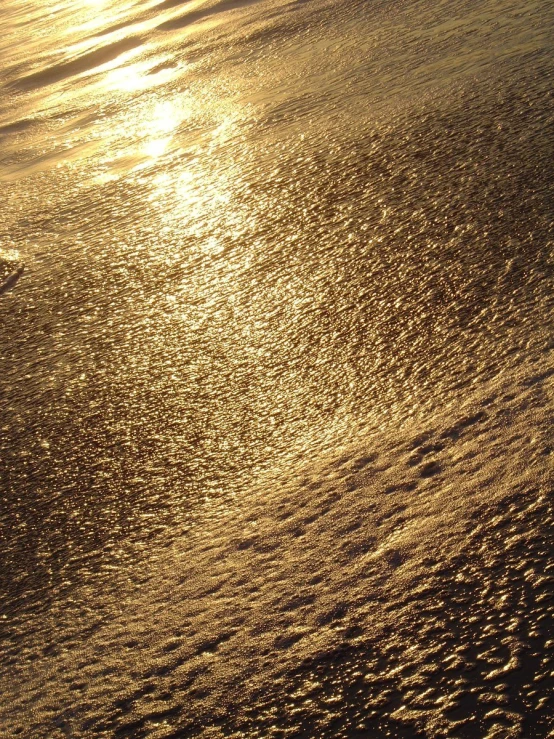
[0,0,553,735]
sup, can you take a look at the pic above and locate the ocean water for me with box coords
[1,0,553,737]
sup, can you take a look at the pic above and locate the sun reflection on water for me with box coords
[103,59,183,92]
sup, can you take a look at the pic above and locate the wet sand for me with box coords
[1,0,553,736]
[2,351,553,737]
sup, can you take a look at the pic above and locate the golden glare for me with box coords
[103,58,183,92]
[143,137,170,159]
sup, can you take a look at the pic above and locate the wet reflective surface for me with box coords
[1,0,553,736]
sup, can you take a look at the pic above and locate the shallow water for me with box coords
[1,0,553,736]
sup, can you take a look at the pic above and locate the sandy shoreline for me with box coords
[1,0,552,735]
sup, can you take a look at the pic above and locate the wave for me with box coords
[8,36,144,91]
